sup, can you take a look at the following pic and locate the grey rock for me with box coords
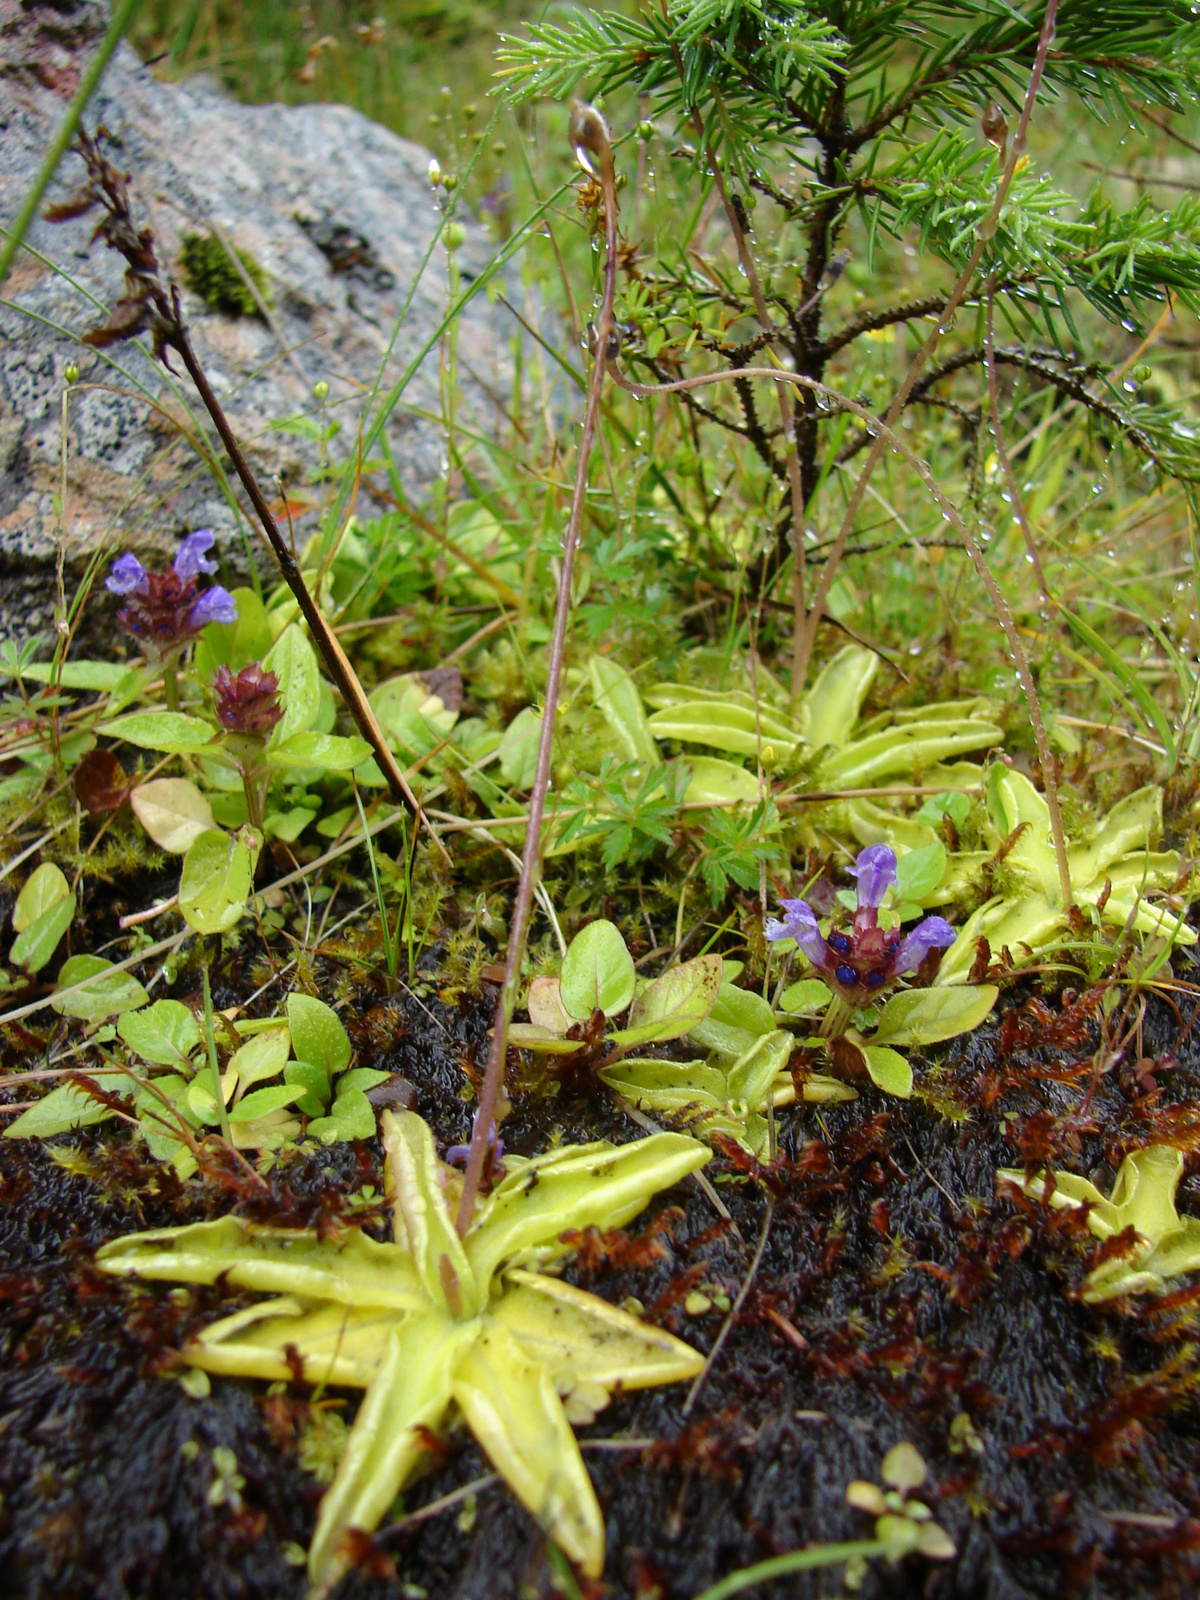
[0,0,517,650]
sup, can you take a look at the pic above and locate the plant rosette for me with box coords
[998,1144,1200,1302]
[96,1112,710,1588]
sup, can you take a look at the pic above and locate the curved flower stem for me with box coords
[455,105,620,1236]
[690,1540,887,1600]
[608,360,1073,909]
[790,0,1061,691]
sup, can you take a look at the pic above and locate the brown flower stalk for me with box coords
[454,101,620,1235]
[46,129,438,850]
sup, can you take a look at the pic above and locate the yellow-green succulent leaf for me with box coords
[598,1058,727,1117]
[1138,1217,1200,1283]
[682,756,761,806]
[725,1029,793,1109]
[936,895,1064,985]
[688,981,775,1057]
[588,655,661,769]
[496,1269,705,1391]
[185,1298,400,1388]
[1067,785,1161,885]
[308,1312,474,1588]
[451,1322,605,1578]
[507,1024,588,1054]
[645,701,800,760]
[819,719,1002,788]
[94,1217,429,1310]
[467,1133,710,1286]
[1107,1145,1184,1242]
[796,645,877,751]
[382,1109,479,1315]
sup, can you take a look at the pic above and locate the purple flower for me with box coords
[174,528,219,580]
[105,533,236,661]
[848,844,897,912]
[766,845,957,1005]
[106,552,148,595]
[445,1108,504,1169]
[188,587,238,628]
[213,663,283,735]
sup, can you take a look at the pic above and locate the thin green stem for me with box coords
[690,1540,886,1600]
[162,660,180,714]
[202,966,233,1147]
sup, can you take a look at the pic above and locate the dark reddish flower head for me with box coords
[106,530,237,661]
[212,663,283,735]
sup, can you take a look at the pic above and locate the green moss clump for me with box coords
[179,233,271,320]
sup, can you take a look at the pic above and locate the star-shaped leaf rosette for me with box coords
[767,846,997,1097]
[96,1112,710,1591]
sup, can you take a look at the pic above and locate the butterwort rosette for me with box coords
[213,663,283,736]
[106,530,237,661]
[767,844,955,1006]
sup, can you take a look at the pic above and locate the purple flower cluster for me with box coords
[212,663,283,736]
[767,844,955,1005]
[106,531,237,660]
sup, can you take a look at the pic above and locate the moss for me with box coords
[179,232,271,320]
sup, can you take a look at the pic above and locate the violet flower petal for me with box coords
[106,552,148,596]
[848,844,898,910]
[188,586,238,628]
[767,897,830,968]
[174,529,218,580]
[894,916,957,975]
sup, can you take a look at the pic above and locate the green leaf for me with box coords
[263,805,318,843]
[308,1087,377,1143]
[819,719,1002,786]
[179,827,258,935]
[498,706,541,788]
[118,999,200,1067]
[130,779,216,854]
[682,757,760,805]
[382,1110,478,1314]
[10,894,76,975]
[263,625,320,745]
[560,919,636,1021]
[646,701,799,760]
[287,993,351,1076]
[284,1060,332,1116]
[607,953,722,1048]
[725,1030,794,1109]
[467,1132,710,1290]
[230,1027,291,1091]
[229,1084,307,1123]
[872,985,998,1048]
[13,862,69,930]
[860,1044,913,1098]
[12,660,131,690]
[796,645,877,751]
[779,978,833,1015]
[266,732,372,773]
[686,981,776,1057]
[99,712,217,753]
[338,1068,392,1095]
[895,842,947,904]
[4,1074,126,1138]
[52,955,149,1023]
[588,656,661,768]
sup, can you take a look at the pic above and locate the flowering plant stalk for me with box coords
[105,529,236,711]
[767,845,955,1038]
[210,662,283,831]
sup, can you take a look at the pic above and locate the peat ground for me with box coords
[5,944,1200,1600]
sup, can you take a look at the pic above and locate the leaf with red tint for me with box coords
[416,665,463,713]
[74,748,130,813]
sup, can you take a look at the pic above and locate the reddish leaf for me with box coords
[74,748,130,813]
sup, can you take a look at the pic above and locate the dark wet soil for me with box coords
[5,956,1200,1600]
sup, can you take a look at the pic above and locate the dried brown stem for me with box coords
[454,103,619,1235]
[790,0,1062,691]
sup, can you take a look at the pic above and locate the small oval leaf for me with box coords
[118,999,201,1066]
[872,985,999,1048]
[131,778,216,854]
[560,919,636,1021]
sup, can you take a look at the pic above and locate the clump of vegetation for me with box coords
[3,0,1200,1596]
[179,231,271,318]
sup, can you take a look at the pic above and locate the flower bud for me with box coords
[492,141,507,157]
[442,172,458,192]
[213,663,283,736]
[313,379,329,400]
[1133,364,1153,384]
[463,103,477,120]
[638,120,654,141]
[427,157,442,186]
[444,221,466,250]
[64,362,79,384]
